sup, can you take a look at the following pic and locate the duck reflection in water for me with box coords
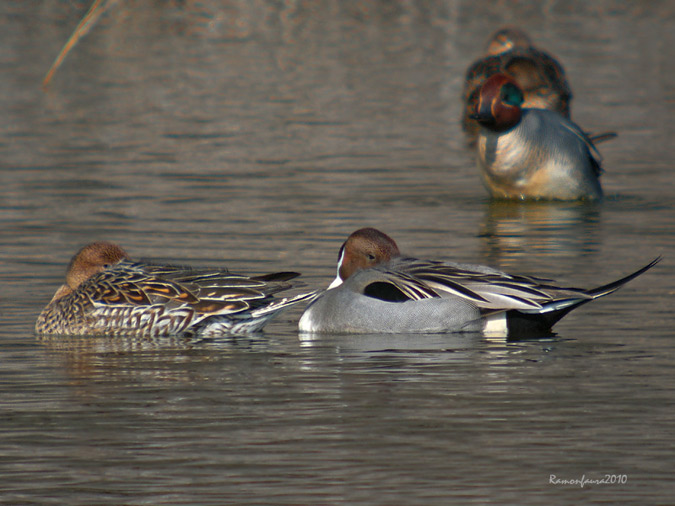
[479,200,603,266]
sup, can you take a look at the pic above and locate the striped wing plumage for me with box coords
[86,261,286,315]
[374,257,593,311]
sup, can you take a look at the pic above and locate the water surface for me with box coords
[1,1,673,504]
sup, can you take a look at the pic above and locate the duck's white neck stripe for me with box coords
[328,275,343,289]
[327,246,345,289]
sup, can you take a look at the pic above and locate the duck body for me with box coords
[299,228,659,336]
[472,74,604,200]
[36,242,316,337]
[477,107,603,200]
[299,261,484,334]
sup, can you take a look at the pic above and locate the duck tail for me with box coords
[588,131,618,145]
[506,257,660,337]
[249,290,321,318]
[250,271,301,282]
[584,257,660,298]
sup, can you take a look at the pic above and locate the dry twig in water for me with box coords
[42,0,118,89]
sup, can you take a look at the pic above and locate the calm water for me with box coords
[1,1,673,504]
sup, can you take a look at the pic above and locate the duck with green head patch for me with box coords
[462,27,572,144]
[471,74,605,201]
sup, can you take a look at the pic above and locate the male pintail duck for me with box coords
[36,242,317,337]
[298,228,659,336]
[462,27,572,144]
[471,73,606,200]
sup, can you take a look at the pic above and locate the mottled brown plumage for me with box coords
[36,242,317,337]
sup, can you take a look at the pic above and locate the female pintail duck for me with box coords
[298,228,659,336]
[36,242,317,337]
[462,27,572,144]
[471,73,606,200]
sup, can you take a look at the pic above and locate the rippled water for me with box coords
[1,1,673,504]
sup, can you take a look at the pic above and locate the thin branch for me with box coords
[42,0,117,89]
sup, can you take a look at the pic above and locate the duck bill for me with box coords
[469,109,495,126]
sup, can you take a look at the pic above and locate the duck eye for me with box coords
[367,253,376,261]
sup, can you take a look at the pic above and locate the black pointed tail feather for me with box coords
[250,271,301,282]
[584,257,661,298]
[506,257,661,337]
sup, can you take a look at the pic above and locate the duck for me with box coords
[36,241,317,337]
[462,27,572,144]
[298,228,659,336]
[471,73,606,200]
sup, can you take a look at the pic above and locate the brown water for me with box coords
[1,1,673,504]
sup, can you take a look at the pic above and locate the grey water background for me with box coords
[1,1,673,504]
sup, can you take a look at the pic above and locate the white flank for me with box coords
[298,310,315,332]
[482,312,508,336]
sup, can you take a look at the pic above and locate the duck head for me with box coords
[65,241,129,290]
[48,242,130,303]
[470,73,524,132]
[485,27,532,56]
[328,228,401,288]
